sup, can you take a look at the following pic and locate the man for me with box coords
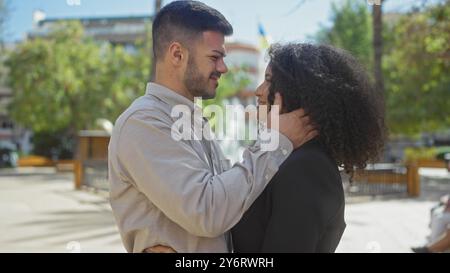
[108,1,315,253]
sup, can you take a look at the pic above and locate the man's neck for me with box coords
[154,74,194,102]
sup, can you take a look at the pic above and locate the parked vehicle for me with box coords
[0,141,18,168]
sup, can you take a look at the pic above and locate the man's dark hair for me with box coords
[268,43,386,177]
[152,1,233,61]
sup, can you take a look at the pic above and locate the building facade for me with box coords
[28,10,152,50]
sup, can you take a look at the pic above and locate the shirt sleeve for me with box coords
[116,109,293,238]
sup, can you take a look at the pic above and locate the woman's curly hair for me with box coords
[267,43,386,176]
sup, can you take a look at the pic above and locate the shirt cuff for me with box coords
[250,129,293,167]
[269,130,293,166]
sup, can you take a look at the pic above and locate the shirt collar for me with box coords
[145,82,196,112]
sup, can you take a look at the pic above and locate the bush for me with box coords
[404,147,438,161]
[32,131,75,160]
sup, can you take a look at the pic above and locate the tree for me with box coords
[313,0,449,136]
[0,0,9,46]
[155,0,163,13]
[372,0,385,96]
[7,22,108,136]
[101,23,152,120]
[384,0,450,135]
[6,21,152,157]
[0,0,9,88]
[314,0,373,70]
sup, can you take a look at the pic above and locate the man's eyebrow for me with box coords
[212,50,226,57]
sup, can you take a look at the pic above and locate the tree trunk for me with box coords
[155,0,162,12]
[372,1,384,96]
[67,124,79,161]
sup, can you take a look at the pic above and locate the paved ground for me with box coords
[337,168,450,253]
[0,167,448,253]
[0,168,125,253]
[336,199,433,252]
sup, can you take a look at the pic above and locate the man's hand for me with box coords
[268,92,318,149]
[143,245,177,253]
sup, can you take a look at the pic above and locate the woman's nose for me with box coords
[255,85,262,97]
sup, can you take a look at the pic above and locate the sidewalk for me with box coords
[337,167,450,253]
[0,168,125,253]
[336,198,433,252]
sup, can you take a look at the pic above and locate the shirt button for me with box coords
[282,149,288,155]
[265,174,270,180]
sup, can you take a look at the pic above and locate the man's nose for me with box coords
[216,59,228,74]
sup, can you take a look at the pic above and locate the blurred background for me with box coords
[0,0,449,253]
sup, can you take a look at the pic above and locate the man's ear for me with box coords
[168,42,185,66]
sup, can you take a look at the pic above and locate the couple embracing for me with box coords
[108,0,385,253]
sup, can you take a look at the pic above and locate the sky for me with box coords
[4,0,424,46]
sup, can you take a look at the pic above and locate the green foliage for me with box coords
[314,0,373,70]
[8,22,102,133]
[404,147,438,161]
[384,1,450,135]
[0,0,9,92]
[6,21,151,134]
[101,23,152,120]
[6,21,152,158]
[0,46,7,97]
[0,0,9,45]
[314,0,449,136]
[32,130,75,159]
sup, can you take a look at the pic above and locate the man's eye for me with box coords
[210,56,219,61]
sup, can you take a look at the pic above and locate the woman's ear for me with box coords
[272,92,283,114]
[271,92,288,114]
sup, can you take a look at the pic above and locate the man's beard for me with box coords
[183,55,219,100]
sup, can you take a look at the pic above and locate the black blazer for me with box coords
[231,139,346,253]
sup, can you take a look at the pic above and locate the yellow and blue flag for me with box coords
[258,22,271,51]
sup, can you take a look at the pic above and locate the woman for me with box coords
[231,43,386,253]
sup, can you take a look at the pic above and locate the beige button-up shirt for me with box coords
[108,82,293,253]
